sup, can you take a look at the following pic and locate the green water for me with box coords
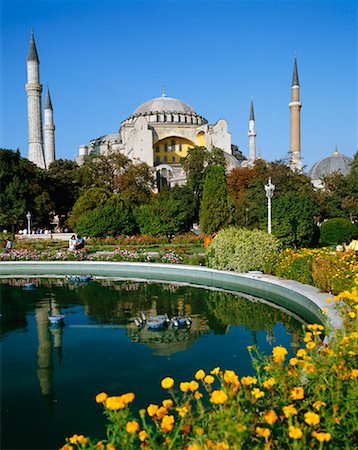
[1,278,304,450]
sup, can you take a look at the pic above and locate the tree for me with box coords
[199,165,232,234]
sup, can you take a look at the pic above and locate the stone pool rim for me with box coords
[0,261,340,328]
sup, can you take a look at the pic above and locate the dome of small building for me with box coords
[308,148,352,180]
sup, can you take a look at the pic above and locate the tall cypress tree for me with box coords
[199,165,231,234]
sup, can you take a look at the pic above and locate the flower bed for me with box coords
[263,248,358,295]
[59,275,358,450]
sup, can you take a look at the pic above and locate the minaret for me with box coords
[26,31,45,169]
[289,53,302,172]
[44,86,56,167]
[248,98,256,163]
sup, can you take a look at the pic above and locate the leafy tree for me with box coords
[266,191,317,247]
[75,204,135,237]
[319,218,357,246]
[199,165,232,234]
[114,162,155,206]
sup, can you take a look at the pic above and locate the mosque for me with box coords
[25,32,352,187]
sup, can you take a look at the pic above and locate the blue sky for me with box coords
[1,0,357,170]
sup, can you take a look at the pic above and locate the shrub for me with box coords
[75,205,135,237]
[206,227,281,272]
[319,218,357,246]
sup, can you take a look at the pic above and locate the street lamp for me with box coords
[264,177,275,234]
[26,211,31,236]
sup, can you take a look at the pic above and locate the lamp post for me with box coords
[26,211,31,236]
[264,177,275,234]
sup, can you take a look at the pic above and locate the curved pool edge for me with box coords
[0,261,341,328]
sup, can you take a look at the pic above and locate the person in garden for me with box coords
[347,238,358,255]
[2,238,12,253]
[74,235,85,250]
[68,235,77,251]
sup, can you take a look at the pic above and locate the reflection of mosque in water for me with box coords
[1,278,305,403]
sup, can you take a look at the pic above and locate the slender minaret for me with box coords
[44,86,55,167]
[248,98,256,163]
[289,53,302,172]
[26,31,45,169]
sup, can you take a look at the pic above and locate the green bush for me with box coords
[75,205,135,237]
[319,218,357,246]
[206,227,281,272]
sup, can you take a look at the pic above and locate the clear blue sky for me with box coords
[1,0,357,170]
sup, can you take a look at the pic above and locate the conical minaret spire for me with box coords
[248,98,256,164]
[289,53,302,172]
[26,31,45,169]
[44,86,56,167]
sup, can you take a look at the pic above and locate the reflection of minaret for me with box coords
[289,53,303,172]
[49,299,64,364]
[290,328,301,355]
[35,302,54,404]
[248,98,256,164]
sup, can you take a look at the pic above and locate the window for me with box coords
[164,156,168,162]
[155,145,160,153]
[172,156,176,163]
[171,140,175,151]
[179,143,182,152]
[164,143,168,152]
[156,156,160,164]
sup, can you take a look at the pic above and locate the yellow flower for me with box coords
[95,392,108,403]
[187,445,202,450]
[180,382,191,392]
[210,367,220,375]
[223,370,240,385]
[195,427,204,436]
[272,345,288,363]
[263,377,276,389]
[77,435,88,445]
[162,399,173,409]
[306,341,316,350]
[95,442,104,450]
[289,357,299,366]
[290,386,304,400]
[216,443,229,450]
[322,308,328,315]
[105,396,125,410]
[122,392,135,405]
[348,311,356,318]
[304,411,320,426]
[289,426,303,439]
[204,375,215,384]
[60,445,73,450]
[176,405,189,417]
[296,349,307,358]
[69,435,79,444]
[312,401,326,410]
[303,332,313,342]
[326,298,332,303]
[155,406,168,419]
[194,391,203,400]
[106,444,116,450]
[161,377,174,389]
[241,376,257,386]
[125,421,139,433]
[263,409,278,424]
[283,404,298,418]
[147,404,159,417]
[161,415,175,433]
[195,369,205,380]
[350,369,358,379]
[312,431,331,442]
[189,380,199,391]
[210,389,228,404]
[251,388,265,399]
[138,430,148,442]
[256,427,271,438]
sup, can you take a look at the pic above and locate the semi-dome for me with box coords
[308,149,352,180]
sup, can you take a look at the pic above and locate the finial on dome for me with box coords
[161,85,167,98]
[333,145,340,156]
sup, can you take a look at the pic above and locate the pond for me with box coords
[1,277,305,450]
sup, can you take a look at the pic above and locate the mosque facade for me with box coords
[26,32,308,183]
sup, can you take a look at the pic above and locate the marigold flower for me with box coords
[194,391,203,399]
[306,341,316,350]
[203,375,215,384]
[256,427,271,438]
[147,404,159,417]
[60,445,73,450]
[296,349,307,358]
[263,377,276,389]
[312,401,326,410]
[161,415,175,432]
[105,396,125,410]
[210,389,228,404]
[290,386,304,400]
[283,404,298,418]
[106,444,116,450]
[176,405,189,417]
[289,426,303,439]
[303,332,313,342]
[162,399,173,409]
[272,346,288,363]
[187,445,202,450]
[289,357,299,366]
[138,430,148,442]
[312,431,331,442]
[180,382,191,392]
[95,392,108,403]
[95,442,105,450]
[155,406,168,419]
[195,427,204,436]
[216,443,229,450]
[251,388,265,399]
[161,377,174,389]
[125,421,140,434]
[189,380,199,391]
[223,370,240,385]
[350,369,358,379]
[69,435,79,444]
[77,435,88,445]
[348,311,356,318]
[304,411,320,426]
[210,367,220,375]
[195,369,205,380]
[122,392,135,404]
[241,376,257,386]
[263,409,278,424]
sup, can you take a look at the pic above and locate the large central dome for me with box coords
[133,96,196,115]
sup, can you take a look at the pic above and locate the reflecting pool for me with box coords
[1,278,305,450]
